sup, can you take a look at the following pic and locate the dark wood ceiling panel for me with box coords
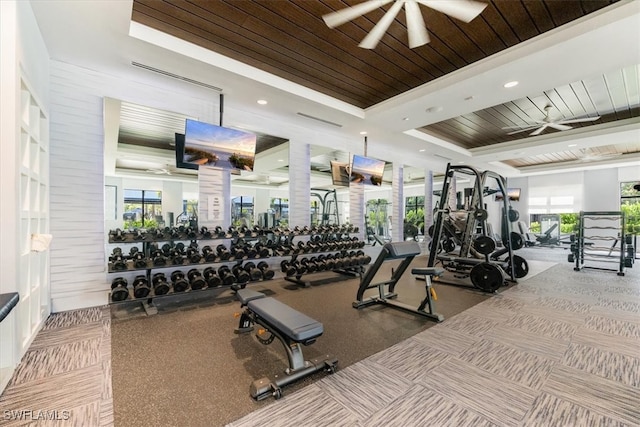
[131,0,617,109]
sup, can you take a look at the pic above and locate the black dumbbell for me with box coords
[217,266,236,286]
[169,247,184,265]
[150,249,167,267]
[132,275,151,299]
[110,248,127,271]
[200,226,212,239]
[214,226,226,238]
[202,245,217,262]
[132,229,144,240]
[111,277,129,302]
[216,244,231,261]
[152,273,170,295]
[243,262,263,281]
[257,261,275,280]
[168,227,181,239]
[187,269,206,290]
[356,250,372,265]
[254,242,270,258]
[231,245,247,260]
[312,256,326,271]
[186,246,201,264]
[232,265,251,285]
[203,267,222,287]
[244,243,258,259]
[111,228,126,242]
[333,253,345,268]
[170,271,189,292]
[280,260,296,277]
[300,258,317,273]
[290,260,306,275]
[130,249,147,269]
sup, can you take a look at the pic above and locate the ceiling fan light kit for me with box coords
[323,0,488,49]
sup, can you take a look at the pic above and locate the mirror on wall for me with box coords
[308,145,351,226]
[103,98,290,230]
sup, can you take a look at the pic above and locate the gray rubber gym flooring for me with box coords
[109,254,496,426]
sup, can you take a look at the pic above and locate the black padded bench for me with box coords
[0,292,19,323]
[235,289,337,400]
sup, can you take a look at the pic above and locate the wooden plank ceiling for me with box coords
[131,0,618,109]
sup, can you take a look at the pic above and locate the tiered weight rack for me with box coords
[569,211,632,276]
[106,224,366,313]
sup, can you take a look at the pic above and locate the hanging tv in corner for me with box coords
[350,154,385,186]
[183,119,257,172]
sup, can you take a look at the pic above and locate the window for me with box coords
[232,196,254,227]
[270,198,289,226]
[123,189,162,228]
[620,181,640,236]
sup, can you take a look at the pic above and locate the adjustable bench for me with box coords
[234,289,338,400]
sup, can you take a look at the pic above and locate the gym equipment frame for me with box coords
[426,163,526,292]
[570,211,631,276]
[353,241,444,322]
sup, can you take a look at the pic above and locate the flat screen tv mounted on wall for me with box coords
[183,119,257,172]
[350,154,385,186]
[175,133,198,170]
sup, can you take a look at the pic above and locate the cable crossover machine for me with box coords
[426,163,529,292]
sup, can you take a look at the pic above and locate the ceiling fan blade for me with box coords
[548,123,573,131]
[530,125,549,136]
[502,124,538,130]
[359,0,404,49]
[416,0,487,23]
[506,126,540,135]
[557,116,601,124]
[323,0,393,28]
[405,1,430,48]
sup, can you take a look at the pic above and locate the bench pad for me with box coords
[411,268,444,277]
[248,297,323,342]
[237,288,266,305]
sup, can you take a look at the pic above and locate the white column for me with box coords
[424,169,433,234]
[198,167,231,229]
[392,163,404,241]
[349,184,365,241]
[288,141,311,228]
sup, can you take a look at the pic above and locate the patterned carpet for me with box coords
[0,247,638,427]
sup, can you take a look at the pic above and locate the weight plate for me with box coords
[510,255,529,278]
[508,208,520,222]
[427,225,434,237]
[442,238,456,253]
[502,231,524,250]
[469,262,503,292]
[474,208,488,221]
[472,235,496,255]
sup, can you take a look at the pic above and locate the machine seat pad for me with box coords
[248,297,323,342]
[411,268,444,277]
[237,288,267,305]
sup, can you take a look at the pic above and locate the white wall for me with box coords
[583,168,620,212]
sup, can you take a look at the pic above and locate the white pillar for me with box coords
[349,184,365,241]
[288,141,310,228]
[392,163,404,241]
[198,167,231,229]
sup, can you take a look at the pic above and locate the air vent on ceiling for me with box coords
[296,112,343,128]
[131,62,223,92]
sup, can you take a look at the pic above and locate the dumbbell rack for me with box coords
[106,226,278,314]
[570,211,630,276]
[106,224,365,314]
[275,228,370,288]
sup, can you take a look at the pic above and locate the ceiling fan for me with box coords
[322,0,487,49]
[502,105,601,136]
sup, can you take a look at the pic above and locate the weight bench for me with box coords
[234,289,338,400]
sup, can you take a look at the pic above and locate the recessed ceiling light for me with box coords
[426,106,444,113]
[257,99,268,105]
[419,149,426,152]
[360,131,367,135]
[503,81,518,88]
[403,117,409,121]
[464,96,475,101]
[277,159,284,162]
[568,144,578,147]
